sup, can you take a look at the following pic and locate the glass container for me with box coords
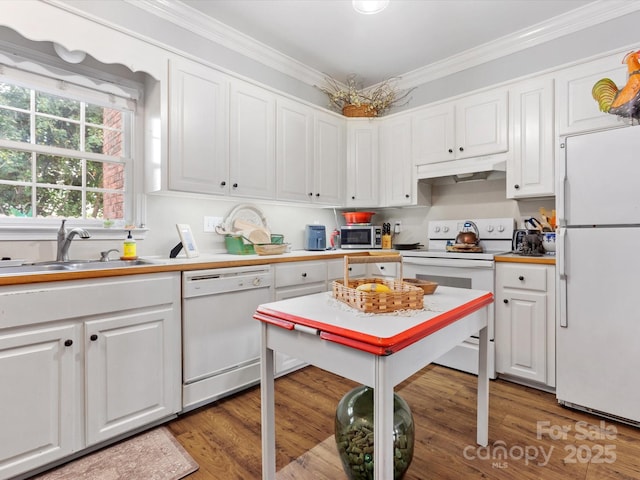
[335,385,414,479]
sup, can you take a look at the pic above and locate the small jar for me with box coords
[335,385,414,479]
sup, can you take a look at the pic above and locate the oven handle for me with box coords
[402,257,494,269]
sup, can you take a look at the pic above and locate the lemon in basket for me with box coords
[356,283,391,293]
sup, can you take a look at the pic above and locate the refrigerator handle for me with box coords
[558,226,568,328]
[556,140,567,227]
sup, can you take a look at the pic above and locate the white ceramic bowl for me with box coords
[542,232,556,252]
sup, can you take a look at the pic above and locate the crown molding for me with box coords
[126,0,328,87]
[46,0,640,92]
[396,0,640,90]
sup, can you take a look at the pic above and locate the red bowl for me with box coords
[342,211,375,224]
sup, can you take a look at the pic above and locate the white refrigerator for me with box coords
[557,125,640,425]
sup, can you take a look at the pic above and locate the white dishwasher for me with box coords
[182,265,273,411]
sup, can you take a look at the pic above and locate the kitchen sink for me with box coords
[0,259,156,275]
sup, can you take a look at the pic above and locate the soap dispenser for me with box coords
[122,230,137,260]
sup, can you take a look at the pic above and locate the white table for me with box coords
[254,286,492,479]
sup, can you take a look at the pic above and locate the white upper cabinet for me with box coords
[167,57,229,195]
[455,89,508,159]
[412,89,508,166]
[379,115,415,207]
[276,98,314,203]
[230,80,276,199]
[276,100,344,205]
[555,53,631,135]
[346,121,379,208]
[412,102,455,165]
[314,111,345,206]
[507,77,555,198]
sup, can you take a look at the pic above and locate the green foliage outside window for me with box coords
[0,81,126,220]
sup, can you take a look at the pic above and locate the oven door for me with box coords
[402,257,496,378]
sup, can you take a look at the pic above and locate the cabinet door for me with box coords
[230,80,276,199]
[412,102,455,165]
[346,121,379,207]
[455,89,508,159]
[314,111,345,205]
[85,308,179,446]
[276,98,314,203]
[507,77,555,198]
[556,54,630,135]
[0,324,80,479]
[496,290,547,384]
[380,116,414,206]
[168,58,229,194]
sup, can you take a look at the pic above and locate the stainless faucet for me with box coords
[56,219,91,261]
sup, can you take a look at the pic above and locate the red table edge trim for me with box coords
[255,292,493,354]
[253,312,295,330]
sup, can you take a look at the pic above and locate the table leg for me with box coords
[261,323,276,480]
[477,318,489,447]
[374,357,394,479]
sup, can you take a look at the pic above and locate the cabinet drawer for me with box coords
[499,264,547,292]
[275,261,326,288]
[327,259,367,280]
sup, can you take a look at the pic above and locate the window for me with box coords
[0,66,134,224]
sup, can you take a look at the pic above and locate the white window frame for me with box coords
[0,52,146,240]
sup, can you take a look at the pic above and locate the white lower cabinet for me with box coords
[0,323,81,480]
[273,261,327,375]
[0,273,181,480]
[495,263,555,389]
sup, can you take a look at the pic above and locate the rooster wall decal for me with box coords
[592,50,640,120]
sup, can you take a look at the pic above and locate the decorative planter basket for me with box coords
[342,104,377,117]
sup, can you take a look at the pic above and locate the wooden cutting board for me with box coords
[446,244,483,253]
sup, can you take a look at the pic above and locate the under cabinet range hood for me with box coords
[416,154,507,183]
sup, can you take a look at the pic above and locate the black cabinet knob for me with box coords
[514,184,520,190]
[90,334,98,341]
[220,181,226,186]
[503,299,509,304]
[380,266,385,270]
[301,273,307,278]
[232,183,238,188]
[64,339,73,347]
[405,194,410,198]
[448,148,453,153]
[308,192,313,196]
[459,147,464,152]
[315,193,320,197]
[351,196,356,200]
[518,275,524,281]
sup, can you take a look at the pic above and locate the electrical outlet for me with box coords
[394,222,401,234]
[204,216,223,233]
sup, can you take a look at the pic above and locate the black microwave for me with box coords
[340,225,382,249]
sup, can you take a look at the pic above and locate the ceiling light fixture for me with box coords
[352,0,389,15]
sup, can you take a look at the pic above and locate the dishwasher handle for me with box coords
[183,267,272,298]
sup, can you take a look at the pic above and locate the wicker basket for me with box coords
[402,278,439,295]
[332,255,424,313]
[342,104,377,117]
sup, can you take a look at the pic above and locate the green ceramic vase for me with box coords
[335,385,415,480]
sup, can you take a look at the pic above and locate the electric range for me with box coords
[400,218,516,378]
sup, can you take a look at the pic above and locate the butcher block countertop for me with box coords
[495,253,556,265]
[0,250,377,286]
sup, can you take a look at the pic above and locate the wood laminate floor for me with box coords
[168,365,640,479]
